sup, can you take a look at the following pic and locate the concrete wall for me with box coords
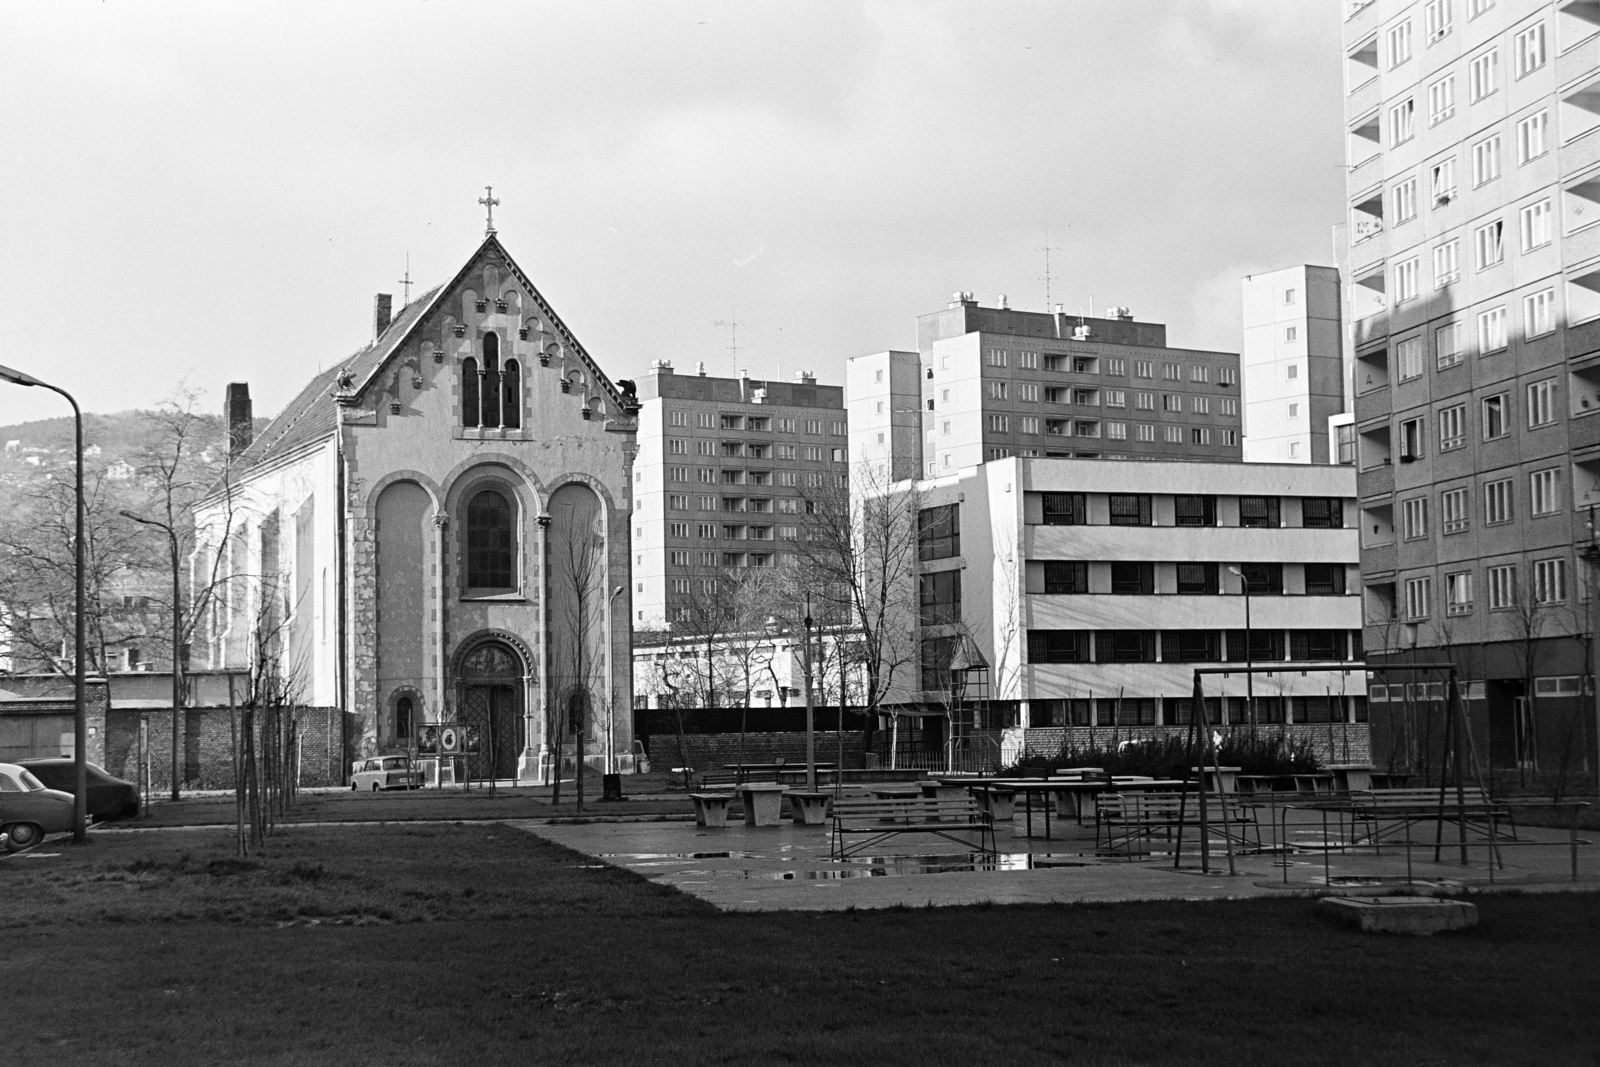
[100,705,349,790]
[643,729,866,771]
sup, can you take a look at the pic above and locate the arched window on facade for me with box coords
[466,489,514,590]
[396,696,414,744]
[461,357,480,428]
[480,333,501,429]
[502,359,521,429]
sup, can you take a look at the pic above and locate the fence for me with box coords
[1018,724,1373,768]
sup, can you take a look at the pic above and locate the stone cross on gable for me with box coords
[479,186,500,236]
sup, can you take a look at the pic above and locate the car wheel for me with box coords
[3,823,44,852]
[371,782,381,791]
[350,782,357,791]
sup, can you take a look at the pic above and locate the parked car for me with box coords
[350,755,422,791]
[0,762,76,851]
[19,759,140,822]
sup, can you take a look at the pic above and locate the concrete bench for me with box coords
[970,786,1016,822]
[786,791,831,826]
[737,782,788,826]
[690,793,734,828]
[830,797,995,859]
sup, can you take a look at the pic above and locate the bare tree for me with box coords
[548,495,607,810]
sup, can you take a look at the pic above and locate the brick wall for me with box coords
[103,706,352,791]
[646,730,865,771]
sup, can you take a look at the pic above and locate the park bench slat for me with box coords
[830,797,995,859]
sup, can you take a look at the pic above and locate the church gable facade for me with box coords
[193,234,638,784]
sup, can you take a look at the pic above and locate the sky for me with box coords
[0,1,1346,430]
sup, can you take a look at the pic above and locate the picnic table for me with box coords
[738,782,789,826]
[932,776,1188,840]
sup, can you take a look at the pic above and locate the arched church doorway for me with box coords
[458,641,525,782]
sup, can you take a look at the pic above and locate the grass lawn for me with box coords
[5,824,1598,1066]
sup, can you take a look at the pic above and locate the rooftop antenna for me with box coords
[1038,231,1060,311]
[713,305,744,377]
[398,252,413,306]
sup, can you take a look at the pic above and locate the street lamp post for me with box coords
[803,597,816,793]
[0,363,88,842]
[1228,566,1255,732]
[120,510,183,801]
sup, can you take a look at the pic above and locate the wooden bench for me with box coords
[1346,787,1516,847]
[1096,791,1258,857]
[830,797,995,859]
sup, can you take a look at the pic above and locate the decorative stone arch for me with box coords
[439,452,547,514]
[364,470,443,514]
[452,629,540,783]
[387,684,426,747]
[541,470,619,517]
[452,628,538,680]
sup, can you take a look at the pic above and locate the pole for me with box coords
[1244,580,1255,731]
[169,525,181,800]
[804,600,816,793]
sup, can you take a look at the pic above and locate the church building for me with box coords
[190,221,638,784]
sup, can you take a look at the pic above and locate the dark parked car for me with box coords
[19,759,140,821]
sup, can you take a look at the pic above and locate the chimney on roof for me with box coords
[997,294,1009,310]
[794,370,815,384]
[374,293,393,337]
[696,361,707,377]
[226,383,253,458]
[651,358,674,375]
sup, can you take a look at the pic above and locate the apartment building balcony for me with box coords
[1557,10,1600,89]
[1024,525,1357,566]
[1571,403,1600,453]
[1343,1,1379,47]
[1348,112,1381,174]
[1026,593,1359,635]
[1346,71,1380,121]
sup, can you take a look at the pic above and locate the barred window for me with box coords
[1042,561,1089,594]
[466,490,514,590]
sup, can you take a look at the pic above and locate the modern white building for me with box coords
[886,457,1366,755]
[1241,265,1345,464]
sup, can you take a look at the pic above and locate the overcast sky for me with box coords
[0,1,1344,429]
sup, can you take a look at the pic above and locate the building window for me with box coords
[1405,576,1433,620]
[1108,494,1153,526]
[1402,497,1430,540]
[1163,363,1181,381]
[1238,496,1280,528]
[1134,360,1154,379]
[1399,416,1425,461]
[1514,22,1545,78]
[1191,428,1211,445]
[1388,20,1413,67]
[1043,561,1089,594]
[1517,110,1548,164]
[1442,487,1470,533]
[1488,564,1516,609]
[478,334,503,429]
[1110,562,1155,595]
[1192,397,1211,415]
[1390,98,1416,145]
[1521,201,1553,254]
[1428,74,1455,124]
[1530,467,1560,515]
[1222,429,1239,447]
[1469,48,1498,102]
[1135,393,1154,411]
[1474,220,1504,269]
[1425,0,1452,42]
[1534,558,1567,604]
[1397,337,1424,381]
[461,357,481,428]
[1238,562,1283,595]
[1138,424,1157,442]
[1027,630,1090,664]
[1097,631,1158,664]
[1436,322,1463,368]
[1392,179,1418,226]
[1285,326,1298,342]
[1176,562,1219,595]
[1477,306,1507,352]
[1041,492,1087,525]
[1439,404,1466,450]
[1433,240,1460,288]
[988,381,1008,400]
[1190,365,1210,383]
[919,569,962,625]
[1527,379,1557,427]
[501,356,521,429]
[1468,0,1493,15]
[1174,495,1216,527]
[1524,289,1555,339]
[1106,422,1127,440]
[465,489,514,591]
[1284,287,1297,305]
[1482,393,1507,438]
[1106,358,1126,376]
[1305,563,1346,595]
[1471,132,1500,185]
[1484,478,1514,525]
[1445,571,1473,615]
[988,415,1010,433]
[918,504,960,561]
[1302,498,1343,528]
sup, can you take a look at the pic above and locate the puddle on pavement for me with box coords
[655,851,1099,881]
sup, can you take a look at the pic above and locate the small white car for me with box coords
[350,755,422,792]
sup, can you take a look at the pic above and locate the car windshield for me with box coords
[17,769,48,791]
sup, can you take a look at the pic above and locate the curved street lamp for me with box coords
[0,363,88,842]
[119,509,182,801]
[1228,565,1256,732]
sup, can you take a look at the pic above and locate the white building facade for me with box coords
[1241,265,1345,464]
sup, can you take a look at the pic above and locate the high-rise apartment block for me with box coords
[1241,265,1346,463]
[851,295,1245,479]
[632,363,848,628]
[1340,0,1595,773]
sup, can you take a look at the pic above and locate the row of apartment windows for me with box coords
[1035,493,1343,528]
[663,521,805,541]
[1036,561,1348,596]
[983,417,1234,446]
[1394,469,1565,543]
[1383,26,1547,150]
[1025,628,1361,665]
[662,440,846,462]
[1034,695,1365,728]
[973,350,1237,386]
[1391,556,1571,621]
[664,411,844,435]
[973,385,1239,416]
[1380,3,1524,75]
[1387,217,1554,313]
[1391,381,1561,459]
[659,494,811,514]
[663,467,846,488]
[1383,314,1559,387]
